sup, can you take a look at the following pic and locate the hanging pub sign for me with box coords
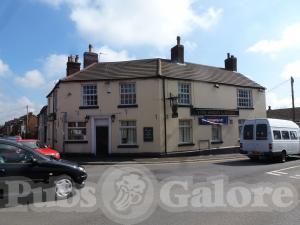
[191,108,239,116]
[199,116,229,125]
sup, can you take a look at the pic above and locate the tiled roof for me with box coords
[267,108,300,121]
[61,58,264,89]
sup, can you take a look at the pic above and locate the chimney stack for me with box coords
[84,44,98,68]
[171,36,184,64]
[224,53,237,71]
[66,55,81,76]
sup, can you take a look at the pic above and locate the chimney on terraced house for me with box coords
[224,53,237,72]
[83,44,99,68]
[171,36,184,64]
[66,55,81,76]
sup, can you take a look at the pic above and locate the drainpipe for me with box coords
[162,78,167,155]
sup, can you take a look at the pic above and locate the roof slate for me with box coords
[61,58,264,89]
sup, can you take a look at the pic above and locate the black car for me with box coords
[0,139,87,202]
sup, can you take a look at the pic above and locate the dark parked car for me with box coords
[0,139,87,203]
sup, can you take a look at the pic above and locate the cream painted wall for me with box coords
[47,77,266,154]
[164,79,266,152]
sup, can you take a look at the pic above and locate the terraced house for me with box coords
[45,37,266,156]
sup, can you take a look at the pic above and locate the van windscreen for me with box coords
[256,124,267,140]
[243,125,253,140]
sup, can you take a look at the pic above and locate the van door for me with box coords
[255,123,269,153]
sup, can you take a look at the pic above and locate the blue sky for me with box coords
[1,0,300,124]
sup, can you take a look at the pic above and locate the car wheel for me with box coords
[280,151,287,163]
[53,175,73,200]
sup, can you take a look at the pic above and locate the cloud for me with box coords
[0,94,40,124]
[95,46,135,62]
[0,59,10,77]
[43,54,67,77]
[39,0,223,48]
[266,92,300,109]
[247,22,300,54]
[15,70,45,88]
[281,60,300,79]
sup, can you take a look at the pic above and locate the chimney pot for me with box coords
[268,106,271,111]
[88,44,93,52]
[75,55,79,63]
[227,53,230,58]
[177,36,181,45]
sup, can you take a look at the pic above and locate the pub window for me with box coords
[212,125,222,142]
[179,120,192,144]
[81,84,97,106]
[120,83,136,105]
[120,121,137,145]
[178,82,191,105]
[68,122,87,140]
[237,89,253,108]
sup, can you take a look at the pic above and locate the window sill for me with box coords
[178,143,195,147]
[178,104,192,108]
[211,141,223,144]
[118,145,139,148]
[64,140,88,144]
[79,106,99,109]
[118,104,138,108]
[237,107,254,110]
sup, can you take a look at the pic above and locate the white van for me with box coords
[240,118,300,162]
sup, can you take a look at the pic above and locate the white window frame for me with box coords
[179,120,193,144]
[237,89,253,108]
[81,84,97,107]
[67,122,87,141]
[238,119,246,138]
[212,125,222,142]
[120,83,136,105]
[178,82,191,105]
[119,120,137,145]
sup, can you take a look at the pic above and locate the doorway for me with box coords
[96,126,109,157]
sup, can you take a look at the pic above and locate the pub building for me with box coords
[45,37,266,156]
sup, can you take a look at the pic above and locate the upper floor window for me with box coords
[120,83,136,105]
[237,89,253,108]
[82,84,97,106]
[178,83,191,105]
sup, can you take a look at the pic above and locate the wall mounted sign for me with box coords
[191,108,239,116]
[199,116,229,125]
[143,127,153,142]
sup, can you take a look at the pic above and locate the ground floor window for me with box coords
[179,120,192,144]
[120,121,137,145]
[68,122,86,140]
[212,125,222,142]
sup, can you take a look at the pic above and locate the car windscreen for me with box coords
[20,141,39,149]
[243,125,253,140]
[256,124,268,140]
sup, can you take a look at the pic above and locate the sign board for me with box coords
[143,127,153,142]
[199,116,229,125]
[191,108,239,116]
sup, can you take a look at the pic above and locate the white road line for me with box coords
[266,172,282,176]
[289,176,300,180]
[275,165,300,172]
[266,165,300,179]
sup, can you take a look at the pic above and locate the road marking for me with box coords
[266,165,300,179]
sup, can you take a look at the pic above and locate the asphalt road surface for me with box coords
[1,156,300,225]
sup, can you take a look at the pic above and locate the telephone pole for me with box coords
[26,105,29,138]
[291,77,295,122]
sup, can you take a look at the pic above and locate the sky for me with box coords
[1,0,300,124]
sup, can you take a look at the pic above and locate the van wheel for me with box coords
[53,175,74,200]
[280,151,287,163]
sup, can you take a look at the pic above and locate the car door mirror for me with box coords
[30,156,38,165]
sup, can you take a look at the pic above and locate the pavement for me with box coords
[2,156,300,225]
[64,153,246,165]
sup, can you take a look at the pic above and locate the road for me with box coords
[1,156,300,225]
